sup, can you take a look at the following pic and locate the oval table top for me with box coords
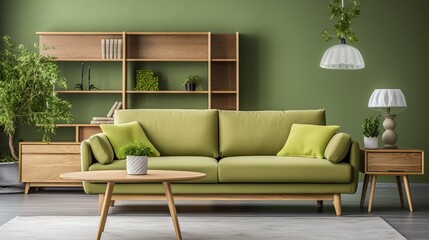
[60,170,206,183]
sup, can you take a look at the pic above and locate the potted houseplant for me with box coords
[118,141,156,175]
[0,36,73,189]
[181,75,202,91]
[362,116,380,149]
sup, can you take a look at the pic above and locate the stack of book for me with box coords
[90,101,122,124]
[101,39,122,59]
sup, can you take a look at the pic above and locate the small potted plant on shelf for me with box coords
[362,116,380,149]
[118,141,156,175]
[181,75,202,91]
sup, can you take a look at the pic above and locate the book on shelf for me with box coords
[109,39,114,59]
[91,120,114,124]
[92,117,114,121]
[105,39,110,59]
[113,39,118,59]
[106,101,119,117]
[118,39,122,59]
[115,101,122,111]
[101,39,106,59]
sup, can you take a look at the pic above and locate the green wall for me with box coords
[1,0,429,182]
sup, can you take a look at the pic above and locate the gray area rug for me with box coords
[0,216,405,240]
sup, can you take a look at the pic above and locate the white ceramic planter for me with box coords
[126,156,148,175]
[364,136,378,149]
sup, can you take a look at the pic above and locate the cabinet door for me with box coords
[21,144,81,182]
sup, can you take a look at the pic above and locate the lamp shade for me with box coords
[320,43,365,70]
[368,89,407,113]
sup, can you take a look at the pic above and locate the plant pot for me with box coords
[184,82,196,91]
[0,162,24,193]
[126,156,148,175]
[364,136,378,149]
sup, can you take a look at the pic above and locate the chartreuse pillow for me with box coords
[324,133,351,163]
[277,124,339,159]
[100,121,160,159]
[88,133,114,165]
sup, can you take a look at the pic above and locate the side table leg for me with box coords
[396,176,404,208]
[368,175,377,213]
[163,181,182,240]
[403,176,414,212]
[24,183,31,195]
[97,181,115,240]
[360,174,370,208]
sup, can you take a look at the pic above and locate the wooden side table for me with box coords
[360,148,424,212]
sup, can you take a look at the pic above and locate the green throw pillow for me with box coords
[324,133,351,163]
[88,133,114,165]
[277,124,340,159]
[100,121,160,159]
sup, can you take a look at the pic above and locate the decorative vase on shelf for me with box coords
[363,136,378,149]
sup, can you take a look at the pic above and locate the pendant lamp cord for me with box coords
[341,0,345,41]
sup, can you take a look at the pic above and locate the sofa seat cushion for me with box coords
[89,156,218,183]
[218,156,351,183]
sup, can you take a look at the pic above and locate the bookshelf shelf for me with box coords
[127,90,209,94]
[56,90,122,94]
[126,59,208,62]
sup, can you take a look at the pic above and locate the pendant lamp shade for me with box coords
[320,39,365,70]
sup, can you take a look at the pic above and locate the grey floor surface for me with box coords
[0,183,428,239]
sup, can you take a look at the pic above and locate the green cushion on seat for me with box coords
[324,133,351,163]
[218,156,351,183]
[88,133,114,165]
[277,124,339,159]
[100,121,160,159]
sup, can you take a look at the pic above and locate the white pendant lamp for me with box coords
[320,38,365,70]
[320,0,365,70]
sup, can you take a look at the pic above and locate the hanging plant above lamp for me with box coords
[320,0,365,70]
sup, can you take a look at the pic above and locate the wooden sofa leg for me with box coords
[110,200,115,207]
[333,194,342,216]
[317,200,323,208]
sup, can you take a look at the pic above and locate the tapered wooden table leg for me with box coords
[396,176,404,208]
[403,176,413,212]
[97,181,115,240]
[163,181,182,240]
[368,175,377,213]
[360,174,370,208]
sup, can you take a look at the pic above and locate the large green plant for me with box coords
[322,0,361,43]
[0,36,73,161]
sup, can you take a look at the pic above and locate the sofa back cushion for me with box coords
[115,109,219,157]
[219,109,326,156]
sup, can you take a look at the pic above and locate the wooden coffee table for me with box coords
[60,170,206,240]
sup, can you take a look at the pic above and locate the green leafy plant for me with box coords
[362,116,380,137]
[0,35,73,161]
[322,0,361,43]
[135,70,159,91]
[118,141,156,159]
[181,75,202,90]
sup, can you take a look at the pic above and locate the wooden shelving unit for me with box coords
[38,31,239,112]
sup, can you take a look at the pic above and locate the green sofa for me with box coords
[81,109,359,215]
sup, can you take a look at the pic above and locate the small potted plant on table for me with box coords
[181,75,202,91]
[118,141,156,175]
[362,116,380,149]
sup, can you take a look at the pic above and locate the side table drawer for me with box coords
[367,152,423,173]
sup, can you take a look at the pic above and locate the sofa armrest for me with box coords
[347,141,360,193]
[81,139,94,171]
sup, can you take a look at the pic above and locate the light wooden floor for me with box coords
[1,183,428,239]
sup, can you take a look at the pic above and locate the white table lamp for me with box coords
[368,89,407,148]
